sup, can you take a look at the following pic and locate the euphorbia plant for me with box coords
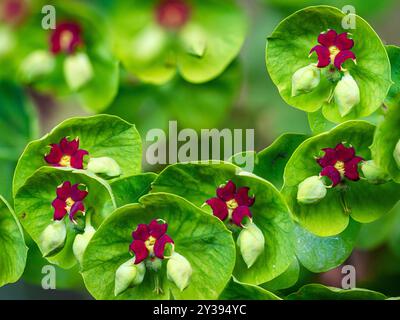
[81,193,236,299]
[15,0,119,112]
[101,0,247,84]
[151,161,295,285]
[282,121,400,237]
[266,6,391,123]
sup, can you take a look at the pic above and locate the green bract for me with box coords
[371,105,400,183]
[230,133,308,189]
[282,121,400,237]
[14,167,115,268]
[266,6,391,122]
[81,193,235,300]
[286,284,387,300]
[0,196,27,287]
[151,161,295,285]
[107,0,246,84]
[13,115,141,196]
[261,258,299,291]
[219,277,281,300]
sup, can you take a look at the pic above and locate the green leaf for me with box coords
[295,220,360,273]
[0,196,28,287]
[81,193,236,300]
[286,284,387,300]
[110,173,158,208]
[266,6,391,122]
[13,115,142,196]
[220,277,281,300]
[230,133,308,189]
[385,45,400,108]
[282,121,400,237]
[308,109,336,135]
[151,161,295,285]
[109,0,246,84]
[261,257,299,291]
[14,167,115,268]
[357,201,400,250]
[371,105,400,183]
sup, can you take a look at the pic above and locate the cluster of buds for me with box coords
[291,29,360,117]
[205,180,264,268]
[114,219,192,296]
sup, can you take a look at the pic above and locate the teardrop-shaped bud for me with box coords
[297,176,327,204]
[180,24,207,57]
[87,157,122,177]
[291,64,321,97]
[64,52,93,91]
[114,258,146,296]
[361,160,390,184]
[131,24,167,63]
[73,225,96,265]
[334,72,360,117]
[237,222,265,268]
[19,50,55,82]
[167,252,192,291]
[40,220,67,257]
[393,139,400,169]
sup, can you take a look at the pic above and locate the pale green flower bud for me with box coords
[87,157,121,177]
[40,220,66,257]
[114,258,146,296]
[334,72,360,117]
[0,26,15,57]
[297,176,327,204]
[180,24,207,57]
[72,225,96,265]
[291,64,321,97]
[167,252,192,291]
[393,139,400,168]
[361,160,390,184]
[19,50,55,82]
[237,222,265,268]
[131,24,166,63]
[63,52,93,91]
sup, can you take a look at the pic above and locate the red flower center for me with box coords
[50,21,83,55]
[206,180,255,227]
[129,219,174,264]
[155,0,191,30]
[309,29,356,71]
[317,143,363,187]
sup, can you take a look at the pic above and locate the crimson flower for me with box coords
[129,219,174,264]
[0,0,28,25]
[44,137,88,169]
[155,0,191,29]
[52,181,88,222]
[317,143,363,187]
[50,21,83,55]
[310,29,356,71]
[206,180,255,227]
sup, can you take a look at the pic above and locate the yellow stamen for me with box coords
[145,236,157,254]
[59,155,71,167]
[60,30,73,51]
[65,197,75,211]
[334,161,345,176]
[329,46,340,62]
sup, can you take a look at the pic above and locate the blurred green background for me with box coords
[1,0,400,299]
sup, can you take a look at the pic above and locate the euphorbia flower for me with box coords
[129,219,174,264]
[317,143,363,187]
[44,137,88,169]
[310,29,356,71]
[206,180,255,227]
[52,181,88,223]
[155,0,191,30]
[50,21,83,55]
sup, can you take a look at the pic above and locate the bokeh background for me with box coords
[1,0,400,299]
